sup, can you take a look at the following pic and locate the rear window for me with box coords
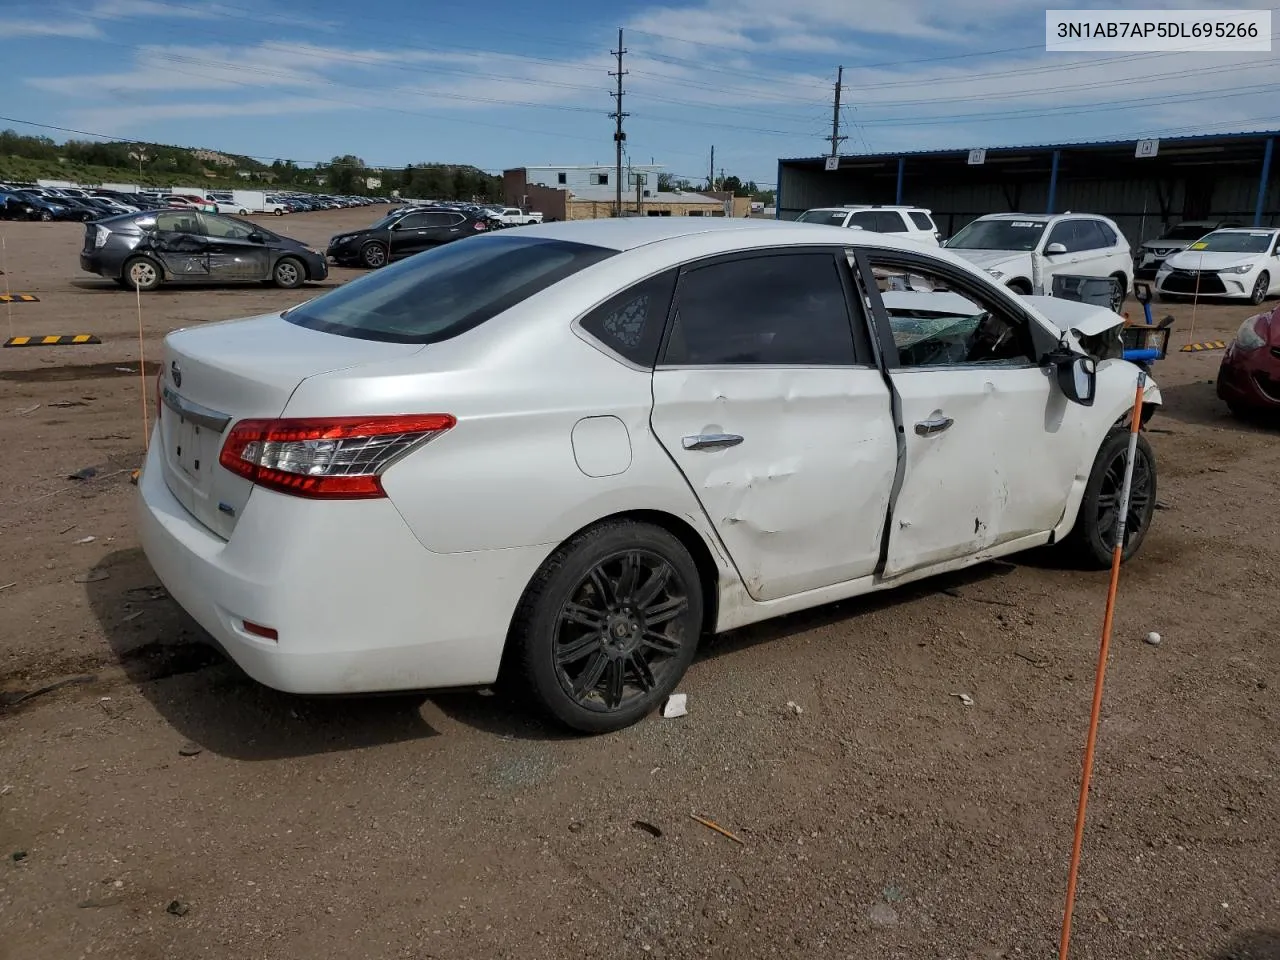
[909,211,935,231]
[285,234,618,344]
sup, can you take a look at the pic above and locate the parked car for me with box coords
[1135,219,1243,276]
[136,218,1161,733]
[944,213,1133,307]
[326,208,492,268]
[795,205,941,245]
[80,209,328,291]
[166,195,218,213]
[10,190,81,221]
[1155,228,1280,305]
[491,206,544,226]
[1217,302,1280,418]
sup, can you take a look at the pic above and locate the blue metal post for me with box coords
[1254,137,1274,227]
[775,159,783,219]
[1046,149,1061,214]
[895,157,905,205]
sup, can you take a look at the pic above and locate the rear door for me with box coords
[649,248,897,601]
[147,210,209,278]
[199,213,273,281]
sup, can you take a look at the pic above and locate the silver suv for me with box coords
[795,205,940,245]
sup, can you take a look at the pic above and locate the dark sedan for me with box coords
[80,209,328,291]
[8,190,83,221]
[326,208,492,268]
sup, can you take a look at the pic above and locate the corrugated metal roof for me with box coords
[566,186,721,204]
[780,129,1280,164]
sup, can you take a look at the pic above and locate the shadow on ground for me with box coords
[1213,930,1280,960]
[83,544,1030,755]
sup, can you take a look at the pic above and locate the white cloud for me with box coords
[0,18,101,39]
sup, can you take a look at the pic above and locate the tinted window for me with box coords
[1092,220,1118,247]
[153,211,202,235]
[796,209,848,226]
[866,257,1033,367]
[1047,220,1101,253]
[875,211,909,232]
[579,270,678,367]
[909,211,935,231]
[396,212,429,229]
[420,212,462,227]
[662,253,856,366]
[849,211,879,231]
[286,235,617,344]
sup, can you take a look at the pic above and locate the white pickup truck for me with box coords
[493,207,543,226]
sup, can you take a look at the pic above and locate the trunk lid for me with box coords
[158,313,422,540]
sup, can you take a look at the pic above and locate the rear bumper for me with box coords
[1217,346,1280,410]
[136,437,547,694]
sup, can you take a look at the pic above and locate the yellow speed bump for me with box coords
[4,334,101,348]
[0,294,39,303]
[1179,340,1227,352]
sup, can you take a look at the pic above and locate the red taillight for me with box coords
[218,414,455,499]
[474,221,486,230]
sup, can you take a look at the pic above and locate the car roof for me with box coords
[507,216,940,254]
[1210,227,1278,234]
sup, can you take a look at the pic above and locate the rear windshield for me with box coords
[285,234,618,344]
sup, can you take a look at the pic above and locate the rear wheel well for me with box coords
[508,510,720,646]
[1006,278,1031,295]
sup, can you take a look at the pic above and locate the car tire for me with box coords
[1064,429,1157,569]
[122,256,162,292]
[508,520,703,734]
[273,209,284,216]
[1249,271,1269,306]
[238,208,249,216]
[1006,279,1031,295]
[272,256,306,289]
[360,241,388,269]
[38,209,52,222]
[1109,273,1128,313]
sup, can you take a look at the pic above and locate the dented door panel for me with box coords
[881,365,1083,577]
[650,367,896,601]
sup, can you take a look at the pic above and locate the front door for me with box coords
[858,250,1085,577]
[198,213,273,281]
[148,210,209,278]
[1042,218,1110,287]
[649,249,897,601]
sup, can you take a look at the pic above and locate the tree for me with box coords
[326,154,365,193]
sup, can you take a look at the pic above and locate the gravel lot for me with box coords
[0,209,1276,960]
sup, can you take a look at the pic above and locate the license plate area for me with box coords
[161,386,231,496]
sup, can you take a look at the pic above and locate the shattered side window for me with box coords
[579,269,678,367]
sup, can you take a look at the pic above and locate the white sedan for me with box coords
[138,218,1162,733]
[1156,228,1280,304]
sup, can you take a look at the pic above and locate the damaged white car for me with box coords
[138,218,1161,734]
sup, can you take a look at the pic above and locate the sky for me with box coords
[1,0,1278,186]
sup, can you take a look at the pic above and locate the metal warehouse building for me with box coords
[776,131,1277,245]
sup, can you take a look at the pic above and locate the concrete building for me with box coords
[502,164,726,220]
[775,131,1278,245]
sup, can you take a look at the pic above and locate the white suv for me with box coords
[944,213,1132,304]
[796,205,940,246]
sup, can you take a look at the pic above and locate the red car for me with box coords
[1217,303,1280,417]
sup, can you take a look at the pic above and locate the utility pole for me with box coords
[827,65,847,159]
[708,146,714,190]
[609,28,628,217]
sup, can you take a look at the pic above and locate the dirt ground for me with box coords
[0,209,1276,960]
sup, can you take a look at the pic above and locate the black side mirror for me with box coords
[247,232,265,244]
[1049,348,1097,406]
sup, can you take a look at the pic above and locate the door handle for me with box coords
[682,433,743,451]
[914,416,954,437]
